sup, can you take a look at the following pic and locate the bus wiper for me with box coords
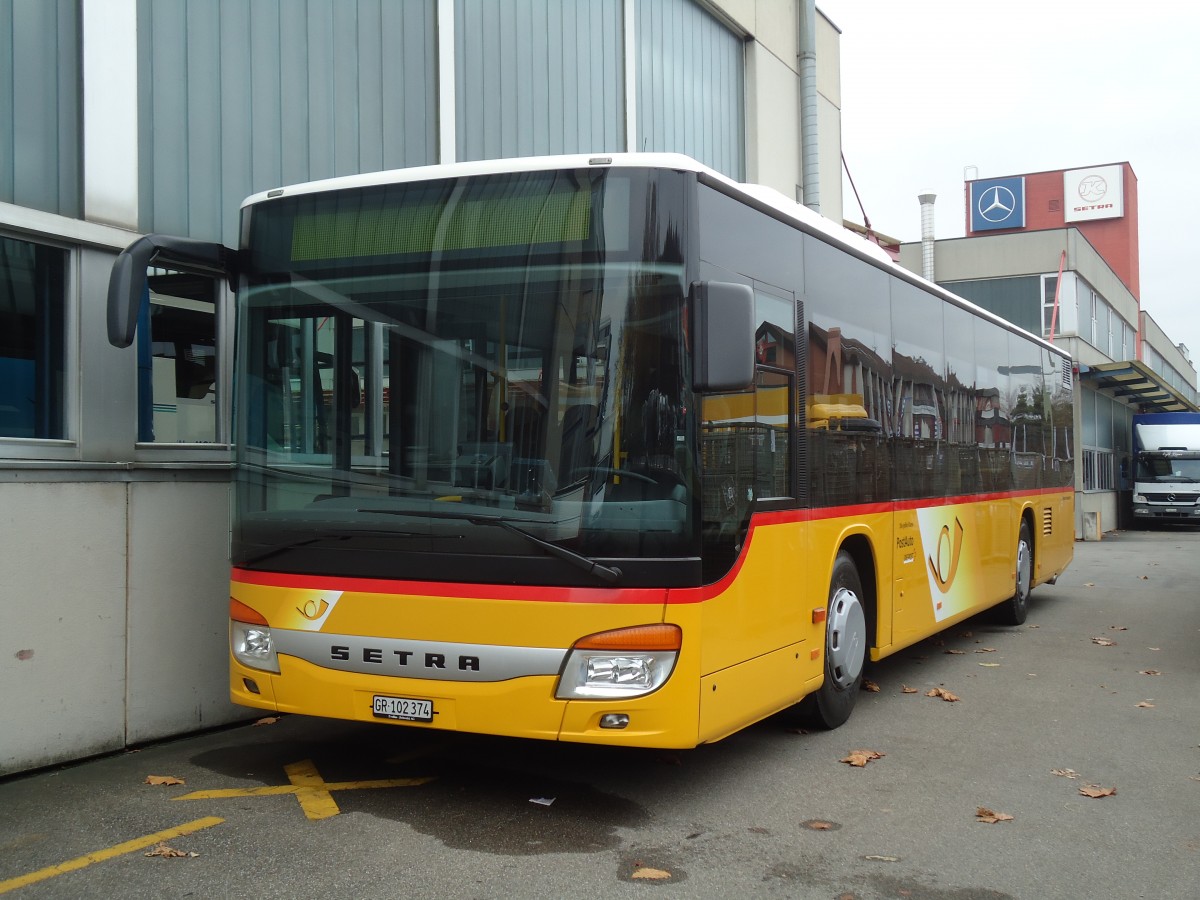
[240,531,440,566]
[358,508,623,585]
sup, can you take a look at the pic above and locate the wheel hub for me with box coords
[827,587,866,687]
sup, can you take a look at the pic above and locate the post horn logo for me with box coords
[298,598,331,620]
[927,518,965,594]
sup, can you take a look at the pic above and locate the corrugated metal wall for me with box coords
[137,0,438,247]
[636,0,743,179]
[0,0,80,217]
[455,0,624,162]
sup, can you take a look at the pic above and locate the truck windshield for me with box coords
[232,168,699,585]
[1135,454,1200,483]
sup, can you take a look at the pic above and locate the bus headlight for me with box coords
[229,598,279,673]
[556,624,680,699]
[231,621,280,673]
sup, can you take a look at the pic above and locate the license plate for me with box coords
[1164,508,1177,514]
[372,695,434,722]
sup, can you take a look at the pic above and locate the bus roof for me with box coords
[243,152,1069,362]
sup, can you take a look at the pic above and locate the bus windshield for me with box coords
[232,168,698,585]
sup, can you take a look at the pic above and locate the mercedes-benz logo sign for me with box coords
[978,185,1016,223]
[1167,493,1176,503]
[1078,175,1108,202]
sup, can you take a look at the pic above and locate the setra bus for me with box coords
[107,153,1075,748]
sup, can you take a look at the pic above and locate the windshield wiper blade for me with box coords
[239,531,440,566]
[358,507,623,585]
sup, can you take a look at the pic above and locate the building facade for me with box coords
[898,163,1197,538]
[1,0,843,775]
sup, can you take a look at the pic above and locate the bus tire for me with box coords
[995,521,1033,626]
[799,550,867,729]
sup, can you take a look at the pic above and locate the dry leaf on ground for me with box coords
[1051,768,1080,779]
[944,649,966,655]
[1139,669,1162,676]
[1136,701,1155,708]
[1079,784,1117,798]
[926,687,960,702]
[631,867,672,881]
[1091,637,1116,646]
[144,775,185,786]
[901,685,918,694]
[975,807,1014,824]
[144,842,198,858]
[975,647,996,653]
[862,679,881,692]
[253,716,281,726]
[841,749,885,767]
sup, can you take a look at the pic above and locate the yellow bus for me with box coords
[108,154,1075,748]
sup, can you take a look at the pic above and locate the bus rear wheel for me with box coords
[994,521,1032,626]
[799,550,866,729]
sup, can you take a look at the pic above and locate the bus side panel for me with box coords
[1033,490,1075,584]
[889,497,1019,651]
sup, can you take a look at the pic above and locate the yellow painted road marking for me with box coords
[174,758,434,820]
[0,816,223,895]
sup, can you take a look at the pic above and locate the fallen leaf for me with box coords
[1148,647,1161,651]
[1139,669,1162,676]
[901,685,918,694]
[1028,624,1040,628]
[144,842,198,859]
[1079,785,1117,798]
[253,716,280,726]
[944,649,966,655]
[926,687,960,702]
[529,797,555,806]
[1139,575,1149,580]
[975,807,1014,824]
[631,867,672,881]
[1110,626,1128,631]
[1083,582,1095,587]
[841,749,885,767]
[805,820,835,831]
[1051,768,1080,779]
[144,775,185,786]
[1136,701,1155,708]
[862,679,881,693]
[979,662,1001,667]
[975,647,997,653]
[863,855,901,862]
[1091,637,1116,646]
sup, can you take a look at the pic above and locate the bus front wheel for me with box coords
[799,550,866,729]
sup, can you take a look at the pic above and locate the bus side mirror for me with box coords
[691,281,755,393]
[107,235,234,348]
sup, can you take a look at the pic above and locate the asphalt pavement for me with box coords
[1,527,1198,899]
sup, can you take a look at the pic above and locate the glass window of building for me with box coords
[0,236,66,440]
[140,268,222,444]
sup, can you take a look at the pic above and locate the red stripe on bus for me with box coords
[230,567,667,605]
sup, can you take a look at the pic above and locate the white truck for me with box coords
[1131,412,1200,526]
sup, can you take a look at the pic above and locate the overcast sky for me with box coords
[818,0,1200,372]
